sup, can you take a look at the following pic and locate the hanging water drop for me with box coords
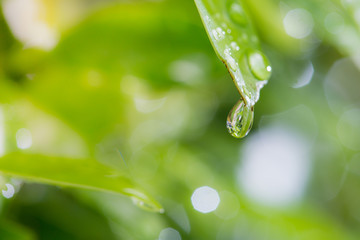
[226,100,254,138]
[247,50,272,81]
[194,0,272,139]
[227,1,247,26]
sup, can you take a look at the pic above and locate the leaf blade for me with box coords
[0,153,163,212]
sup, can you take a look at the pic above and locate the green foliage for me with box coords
[0,153,162,212]
[0,0,360,239]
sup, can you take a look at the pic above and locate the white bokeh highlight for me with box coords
[191,186,220,213]
[168,60,205,85]
[238,126,311,207]
[283,8,314,39]
[16,128,32,149]
[134,97,167,113]
[2,0,58,50]
[2,183,15,199]
[293,62,314,88]
[158,228,181,240]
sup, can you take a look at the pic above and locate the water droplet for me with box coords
[226,100,254,138]
[224,49,237,71]
[212,27,225,41]
[2,183,15,199]
[123,188,164,213]
[247,50,272,81]
[227,1,247,26]
[131,196,164,213]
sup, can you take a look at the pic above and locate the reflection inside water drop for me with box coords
[226,100,254,138]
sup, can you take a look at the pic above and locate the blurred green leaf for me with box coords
[244,0,302,55]
[0,153,163,212]
[1,0,360,239]
[0,220,34,240]
[24,2,215,148]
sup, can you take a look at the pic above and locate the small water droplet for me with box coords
[224,49,237,71]
[131,197,164,213]
[123,188,164,213]
[226,100,254,138]
[247,50,272,80]
[227,1,247,26]
[212,27,226,41]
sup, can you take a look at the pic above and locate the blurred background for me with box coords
[1,0,360,239]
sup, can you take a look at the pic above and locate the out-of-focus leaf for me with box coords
[9,185,119,240]
[251,0,360,64]
[0,220,35,240]
[0,4,17,73]
[0,153,163,212]
[244,0,302,55]
[25,2,216,147]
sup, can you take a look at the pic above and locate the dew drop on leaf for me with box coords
[226,99,254,138]
[123,188,164,213]
[247,50,272,81]
[131,196,165,213]
[224,49,237,71]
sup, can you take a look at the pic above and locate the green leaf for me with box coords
[0,220,35,240]
[243,0,302,55]
[194,0,272,107]
[24,2,215,147]
[0,153,163,213]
